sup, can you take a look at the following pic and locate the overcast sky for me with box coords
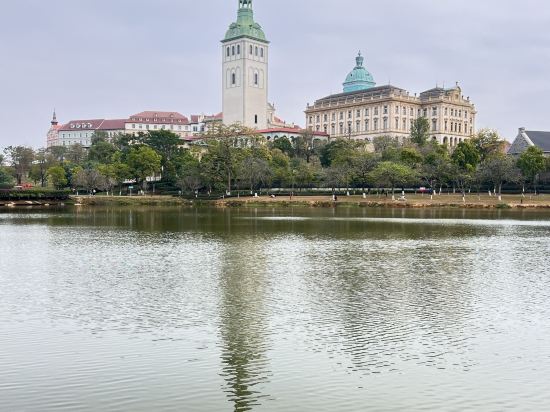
[1,0,549,148]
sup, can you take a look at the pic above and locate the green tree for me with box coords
[471,129,505,161]
[410,117,431,146]
[65,144,87,165]
[451,141,481,171]
[271,137,293,157]
[320,139,356,168]
[368,161,417,200]
[517,146,546,194]
[47,166,68,189]
[351,152,379,192]
[3,146,35,185]
[88,137,117,164]
[269,149,291,187]
[28,148,53,187]
[479,155,521,201]
[238,156,272,192]
[0,166,14,188]
[127,146,162,191]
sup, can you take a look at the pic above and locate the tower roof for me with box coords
[223,0,268,43]
[343,51,376,93]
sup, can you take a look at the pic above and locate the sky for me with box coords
[1,0,549,148]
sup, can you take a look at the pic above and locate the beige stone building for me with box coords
[305,52,477,148]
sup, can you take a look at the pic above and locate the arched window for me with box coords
[254,115,258,124]
[232,73,236,85]
[232,46,235,55]
[250,45,253,54]
[255,46,258,56]
[237,45,240,55]
[254,73,258,85]
[227,47,230,57]
[260,48,264,58]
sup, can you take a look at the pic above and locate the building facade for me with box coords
[50,118,126,148]
[305,52,477,148]
[125,111,206,138]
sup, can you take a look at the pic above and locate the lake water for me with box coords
[1,206,550,411]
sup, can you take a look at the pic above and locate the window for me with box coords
[383,106,388,115]
[357,110,361,117]
[395,118,399,130]
[432,107,437,116]
[255,115,258,124]
[348,111,352,119]
[232,73,236,85]
[250,45,253,54]
[232,46,235,55]
[432,119,437,131]
[383,118,388,130]
[374,107,379,116]
[309,116,313,124]
[365,120,369,131]
[339,123,344,134]
[237,45,240,55]
[395,106,399,114]
[254,73,258,85]
[260,48,264,58]
[316,115,320,123]
[374,118,378,130]
[410,108,414,116]
[331,113,336,121]
[132,124,136,128]
[316,125,320,131]
[423,109,428,117]
[331,124,336,134]
[255,47,258,56]
[445,107,448,116]
[445,121,448,131]
[324,114,328,122]
[227,47,230,57]
[403,119,407,130]
[339,112,343,120]
[365,108,369,116]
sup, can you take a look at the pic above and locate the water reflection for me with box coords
[217,236,271,411]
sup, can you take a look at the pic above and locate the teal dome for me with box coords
[343,52,376,93]
[224,0,268,43]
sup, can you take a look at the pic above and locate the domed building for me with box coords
[305,52,477,148]
[343,52,376,93]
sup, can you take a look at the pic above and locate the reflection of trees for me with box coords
[217,238,271,412]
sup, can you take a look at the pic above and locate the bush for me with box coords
[0,189,71,201]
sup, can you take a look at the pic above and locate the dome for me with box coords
[343,52,376,93]
[224,1,267,43]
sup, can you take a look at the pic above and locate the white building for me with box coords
[50,118,126,148]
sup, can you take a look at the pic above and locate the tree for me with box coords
[127,146,162,190]
[517,146,546,194]
[420,145,452,196]
[28,148,52,187]
[320,139,356,168]
[293,131,317,163]
[479,155,521,201]
[351,152,379,192]
[400,147,424,168]
[0,166,14,188]
[451,141,481,171]
[471,129,505,161]
[47,166,68,189]
[410,117,431,146]
[65,144,87,165]
[3,146,35,185]
[368,161,417,200]
[74,168,106,194]
[373,135,400,154]
[271,137,293,157]
[88,137,117,164]
[238,156,272,192]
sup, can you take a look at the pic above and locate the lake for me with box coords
[1,206,550,411]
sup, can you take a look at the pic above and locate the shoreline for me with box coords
[3,194,549,210]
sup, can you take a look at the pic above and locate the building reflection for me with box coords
[217,236,271,411]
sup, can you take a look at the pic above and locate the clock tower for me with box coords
[222,0,269,129]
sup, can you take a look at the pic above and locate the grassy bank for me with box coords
[214,193,550,209]
[65,193,550,209]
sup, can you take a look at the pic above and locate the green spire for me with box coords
[224,0,268,43]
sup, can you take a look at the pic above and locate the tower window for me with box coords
[250,45,253,54]
[232,46,235,56]
[254,73,258,85]
[255,115,258,124]
[237,45,240,55]
[260,48,264,58]
[232,73,236,85]
[255,47,258,56]
[227,47,230,57]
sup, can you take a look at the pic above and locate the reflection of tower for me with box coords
[217,236,271,411]
[222,0,269,129]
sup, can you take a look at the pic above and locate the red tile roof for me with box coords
[128,111,189,125]
[59,119,127,132]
